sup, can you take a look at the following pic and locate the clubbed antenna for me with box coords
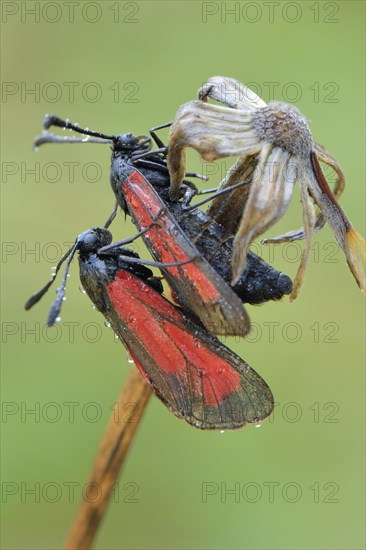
[43,115,116,141]
[25,241,79,326]
[33,115,118,149]
[34,131,113,149]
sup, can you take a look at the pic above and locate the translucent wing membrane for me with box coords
[95,268,274,429]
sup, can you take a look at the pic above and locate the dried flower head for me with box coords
[167,76,365,298]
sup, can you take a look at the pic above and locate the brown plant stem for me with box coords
[64,365,152,550]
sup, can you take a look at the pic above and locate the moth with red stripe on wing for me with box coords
[34,115,293,338]
[25,227,274,430]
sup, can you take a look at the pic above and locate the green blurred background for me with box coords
[1,1,365,548]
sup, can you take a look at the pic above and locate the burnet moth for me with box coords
[34,116,292,334]
[35,117,249,338]
[120,146,293,305]
[25,228,274,430]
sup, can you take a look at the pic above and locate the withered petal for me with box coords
[231,145,296,284]
[290,180,316,301]
[198,76,267,111]
[345,230,366,293]
[313,142,345,200]
[207,156,257,234]
[262,145,347,244]
[168,101,260,198]
[308,155,366,292]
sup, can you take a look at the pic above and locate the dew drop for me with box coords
[62,296,67,301]
[220,430,225,434]
[255,423,262,428]
[51,266,57,276]
[79,284,87,295]
[104,320,112,329]
[90,304,96,310]
[126,351,134,364]
[55,316,61,323]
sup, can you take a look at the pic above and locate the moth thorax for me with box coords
[252,102,313,158]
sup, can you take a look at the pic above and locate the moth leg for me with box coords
[132,147,167,161]
[103,200,118,229]
[181,184,198,207]
[150,121,173,150]
[180,183,227,208]
[99,207,168,253]
[184,171,208,181]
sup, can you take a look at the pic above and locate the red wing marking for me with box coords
[106,269,272,427]
[122,171,220,301]
[162,322,241,406]
[108,272,184,369]
[108,271,245,409]
[115,168,251,339]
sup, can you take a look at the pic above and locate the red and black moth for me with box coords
[25,228,274,429]
[34,116,292,337]
[110,138,292,305]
